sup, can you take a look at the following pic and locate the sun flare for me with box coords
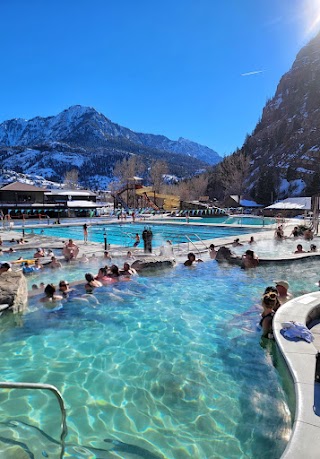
[304,0,320,36]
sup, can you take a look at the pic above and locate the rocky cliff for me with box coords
[242,32,320,203]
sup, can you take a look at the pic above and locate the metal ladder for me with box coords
[0,381,67,458]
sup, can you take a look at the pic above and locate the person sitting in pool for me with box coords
[95,267,109,282]
[275,280,292,304]
[290,226,300,238]
[0,262,11,275]
[120,262,137,277]
[80,253,89,263]
[49,256,62,269]
[304,228,314,241]
[232,238,243,247]
[209,244,217,259]
[108,264,121,278]
[40,284,63,303]
[58,280,74,298]
[103,251,112,261]
[294,244,305,254]
[309,244,317,252]
[63,239,79,261]
[34,248,45,258]
[248,236,256,245]
[184,252,203,266]
[275,225,285,240]
[260,291,277,338]
[241,249,259,269]
[84,273,102,293]
[33,259,44,271]
[22,261,35,274]
[126,251,135,260]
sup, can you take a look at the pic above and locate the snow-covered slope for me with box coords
[0,105,221,189]
[0,105,220,164]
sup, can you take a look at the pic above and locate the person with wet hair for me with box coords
[84,273,102,293]
[40,284,63,303]
[294,244,305,254]
[108,264,121,278]
[120,262,137,277]
[184,252,203,266]
[260,291,278,338]
[95,267,109,282]
[241,249,259,269]
[209,244,217,259]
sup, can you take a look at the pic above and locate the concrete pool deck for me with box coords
[274,293,320,459]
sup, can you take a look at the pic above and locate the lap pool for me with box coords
[25,223,266,248]
[3,249,319,458]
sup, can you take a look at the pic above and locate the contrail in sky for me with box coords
[241,70,265,76]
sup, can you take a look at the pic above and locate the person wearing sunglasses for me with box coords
[58,280,73,298]
[260,291,278,338]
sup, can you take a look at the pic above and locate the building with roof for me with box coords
[222,195,262,209]
[0,181,99,218]
[264,197,314,217]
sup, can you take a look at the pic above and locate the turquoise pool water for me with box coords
[25,223,265,248]
[4,255,319,458]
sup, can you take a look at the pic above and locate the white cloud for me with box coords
[241,70,265,77]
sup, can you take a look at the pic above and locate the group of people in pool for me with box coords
[184,236,259,268]
[260,280,292,339]
[40,261,138,304]
[294,243,317,254]
[275,224,314,241]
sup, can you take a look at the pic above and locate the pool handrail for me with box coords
[188,233,210,250]
[0,381,67,457]
[185,234,208,254]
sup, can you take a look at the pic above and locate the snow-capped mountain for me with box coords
[0,105,220,189]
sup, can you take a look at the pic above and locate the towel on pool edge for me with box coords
[281,321,314,343]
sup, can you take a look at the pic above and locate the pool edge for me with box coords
[274,292,320,459]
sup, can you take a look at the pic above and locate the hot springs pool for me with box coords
[2,255,318,458]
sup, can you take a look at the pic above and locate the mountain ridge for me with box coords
[0,105,221,189]
[0,105,220,163]
[207,30,320,204]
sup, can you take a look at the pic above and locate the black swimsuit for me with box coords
[259,312,274,327]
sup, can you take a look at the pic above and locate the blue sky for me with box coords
[1,0,320,156]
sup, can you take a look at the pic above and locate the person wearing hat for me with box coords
[275,280,292,304]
